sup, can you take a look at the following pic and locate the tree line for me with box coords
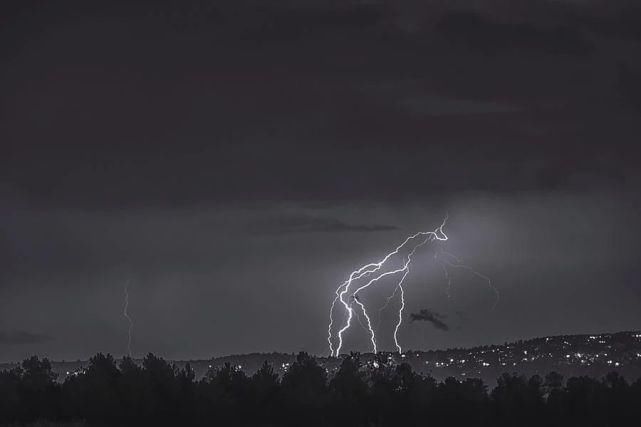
[1,352,640,426]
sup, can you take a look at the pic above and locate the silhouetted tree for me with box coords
[118,356,145,422]
[563,376,606,426]
[87,353,121,421]
[328,353,369,425]
[280,352,328,425]
[2,352,641,427]
[0,366,24,424]
[544,371,564,423]
[141,353,180,422]
[17,356,59,422]
[491,373,543,427]
[249,360,280,420]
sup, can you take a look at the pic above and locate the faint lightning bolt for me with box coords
[327,216,496,356]
[437,250,499,310]
[392,237,431,353]
[434,251,452,299]
[375,284,399,332]
[123,280,133,357]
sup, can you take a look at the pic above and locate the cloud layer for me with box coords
[1,0,640,361]
[410,309,449,331]
[0,331,52,346]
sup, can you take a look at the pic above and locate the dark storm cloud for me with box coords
[252,215,397,234]
[410,309,449,331]
[584,5,641,41]
[436,11,594,55]
[399,96,519,116]
[1,0,640,209]
[0,330,52,345]
[617,63,641,111]
[1,0,641,361]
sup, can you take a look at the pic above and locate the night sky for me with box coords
[2,0,641,362]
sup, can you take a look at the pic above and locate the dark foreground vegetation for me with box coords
[2,352,641,426]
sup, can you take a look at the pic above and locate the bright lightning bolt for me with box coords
[123,280,133,357]
[328,217,449,356]
[351,296,372,334]
[353,296,377,354]
[327,216,496,356]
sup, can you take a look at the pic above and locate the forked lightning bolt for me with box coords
[327,216,496,356]
[327,217,448,356]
